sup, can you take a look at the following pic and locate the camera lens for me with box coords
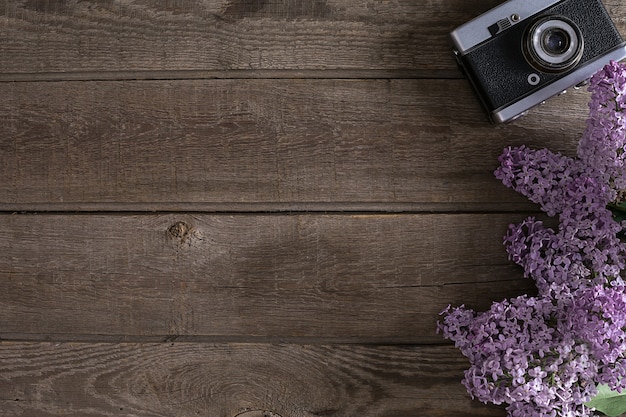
[524,17,583,73]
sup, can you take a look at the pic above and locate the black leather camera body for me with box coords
[451,0,626,123]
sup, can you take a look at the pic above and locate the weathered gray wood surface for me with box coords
[0,79,586,211]
[0,1,621,416]
[0,0,499,74]
[0,343,504,417]
[0,213,536,342]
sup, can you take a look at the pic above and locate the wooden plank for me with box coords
[0,342,504,417]
[2,0,623,76]
[0,79,587,209]
[0,0,509,74]
[0,213,537,342]
[3,0,624,77]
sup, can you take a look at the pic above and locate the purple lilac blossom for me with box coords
[567,285,626,391]
[579,61,626,196]
[438,296,598,416]
[439,61,626,417]
[497,167,625,295]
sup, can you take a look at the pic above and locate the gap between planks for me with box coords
[0,69,462,83]
[0,201,539,214]
[0,332,451,346]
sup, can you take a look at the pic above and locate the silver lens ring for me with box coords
[525,17,583,73]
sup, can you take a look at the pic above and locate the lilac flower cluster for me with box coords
[439,61,626,417]
[440,298,599,417]
[579,62,626,196]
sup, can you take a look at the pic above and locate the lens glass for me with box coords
[542,28,570,55]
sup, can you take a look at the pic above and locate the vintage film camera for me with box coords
[451,0,626,123]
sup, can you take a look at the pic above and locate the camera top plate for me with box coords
[451,0,562,54]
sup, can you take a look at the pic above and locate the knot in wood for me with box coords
[168,221,191,239]
[168,221,201,246]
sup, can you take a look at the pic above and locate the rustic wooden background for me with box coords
[1,1,623,416]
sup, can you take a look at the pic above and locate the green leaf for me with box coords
[611,210,626,227]
[586,384,626,417]
[608,204,626,240]
[610,201,626,218]
[612,202,626,213]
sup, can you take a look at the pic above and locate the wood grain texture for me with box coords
[0,78,587,209]
[0,342,504,417]
[0,213,537,342]
[0,0,507,74]
[3,0,622,75]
